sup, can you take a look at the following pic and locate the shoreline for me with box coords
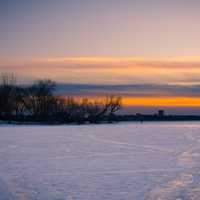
[1,117,200,126]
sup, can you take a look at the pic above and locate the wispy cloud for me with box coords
[1,57,200,85]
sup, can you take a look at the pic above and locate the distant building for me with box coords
[158,110,165,117]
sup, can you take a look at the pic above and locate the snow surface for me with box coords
[1,122,200,200]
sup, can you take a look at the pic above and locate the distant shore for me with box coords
[1,114,200,125]
[116,114,200,122]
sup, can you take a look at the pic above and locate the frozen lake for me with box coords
[1,122,200,200]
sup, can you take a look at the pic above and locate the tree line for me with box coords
[0,74,122,123]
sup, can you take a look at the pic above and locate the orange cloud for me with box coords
[1,57,200,85]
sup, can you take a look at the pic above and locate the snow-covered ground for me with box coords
[1,122,200,200]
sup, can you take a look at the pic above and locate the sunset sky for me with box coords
[1,0,200,114]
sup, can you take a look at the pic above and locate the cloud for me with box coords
[56,83,200,98]
[1,57,200,85]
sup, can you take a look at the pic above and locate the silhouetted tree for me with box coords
[0,74,122,123]
[83,96,122,122]
[24,79,56,119]
[107,95,122,116]
[0,74,18,118]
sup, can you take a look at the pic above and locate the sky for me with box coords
[1,0,200,114]
[1,0,200,59]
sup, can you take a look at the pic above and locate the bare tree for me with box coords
[82,95,122,122]
[107,95,122,116]
[0,75,122,123]
[0,73,18,117]
[24,79,56,119]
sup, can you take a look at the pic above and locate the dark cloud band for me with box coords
[56,83,200,97]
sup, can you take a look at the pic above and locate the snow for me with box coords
[1,122,200,200]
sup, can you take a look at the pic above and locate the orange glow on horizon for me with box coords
[73,96,200,107]
[122,97,200,107]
